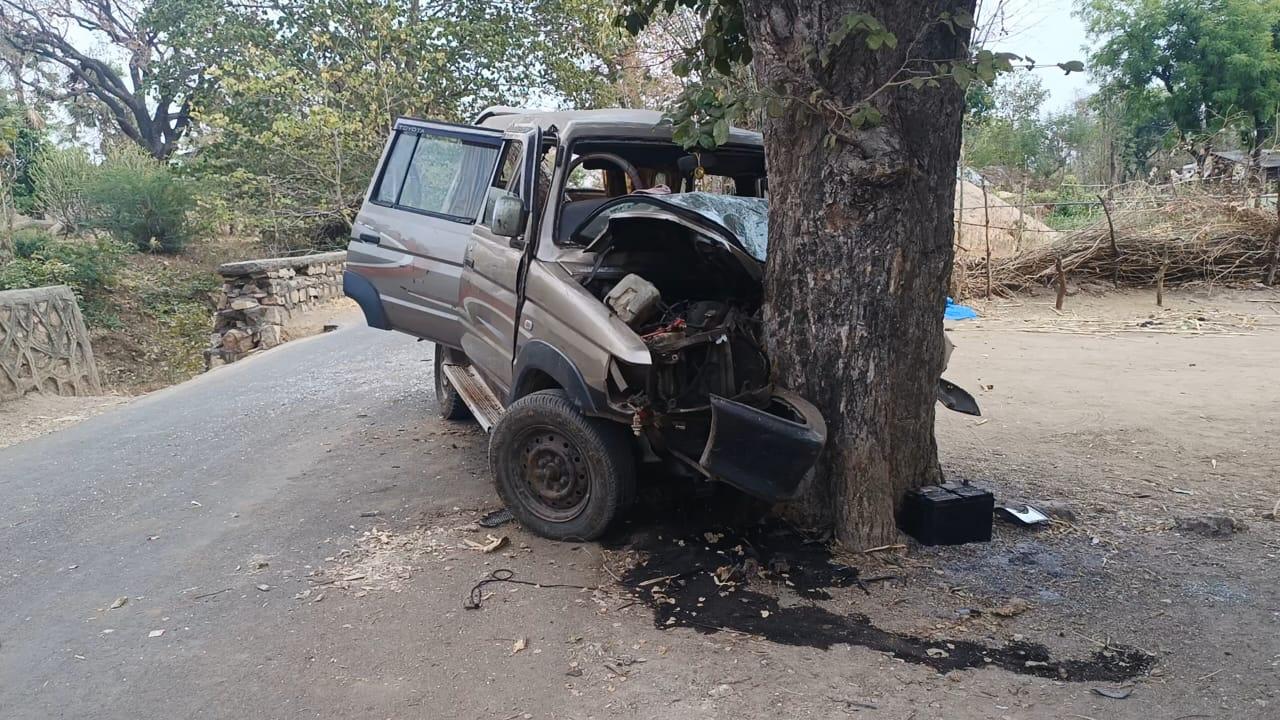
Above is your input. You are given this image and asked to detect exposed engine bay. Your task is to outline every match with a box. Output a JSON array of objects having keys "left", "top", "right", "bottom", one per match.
[
  {"left": 578, "top": 217, "right": 771, "bottom": 415},
  {"left": 568, "top": 212, "right": 832, "bottom": 498}
]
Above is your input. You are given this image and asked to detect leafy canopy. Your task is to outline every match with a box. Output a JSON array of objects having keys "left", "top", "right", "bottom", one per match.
[{"left": 1081, "top": 0, "right": 1280, "bottom": 144}]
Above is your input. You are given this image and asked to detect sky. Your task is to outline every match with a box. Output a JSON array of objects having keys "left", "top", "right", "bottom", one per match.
[{"left": 984, "top": 0, "right": 1097, "bottom": 114}]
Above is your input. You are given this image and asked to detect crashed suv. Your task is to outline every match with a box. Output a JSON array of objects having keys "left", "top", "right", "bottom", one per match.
[{"left": 345, "top": 108, "right": 978, "bottom": 540}]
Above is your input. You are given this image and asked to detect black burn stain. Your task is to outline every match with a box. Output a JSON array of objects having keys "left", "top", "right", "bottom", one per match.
[{"left": 612, "top": 523, "right": 1154, "bottom": 682}]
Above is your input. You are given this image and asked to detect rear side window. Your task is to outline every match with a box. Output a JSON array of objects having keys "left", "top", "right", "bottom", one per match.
[
  {"left": 372, "top": 130, "right": 501, "bottom": 223},
  {"left": 374, "top": 134, "right": 415, "bottom": 205}
]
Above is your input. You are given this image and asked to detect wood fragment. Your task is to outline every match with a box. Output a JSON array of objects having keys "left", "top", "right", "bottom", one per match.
[
  {"left": 1097, "top": 193, "right": 1120, "bottom": 288},
  {"left": 1054, "top": 256, "right": 1066, "bottom": 311}
]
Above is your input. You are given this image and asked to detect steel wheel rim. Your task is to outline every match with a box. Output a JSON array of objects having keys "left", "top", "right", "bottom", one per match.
[{"left": 510, "top": 424, "right": 590, "bottom": 522}]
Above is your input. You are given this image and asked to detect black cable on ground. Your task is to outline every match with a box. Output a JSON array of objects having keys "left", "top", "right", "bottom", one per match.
[{"left": 463, "top": 569, "right": 594, "bottom": 610}]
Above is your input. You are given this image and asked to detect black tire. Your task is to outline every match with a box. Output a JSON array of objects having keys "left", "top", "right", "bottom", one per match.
[
  {"left": 490, "top": 389, "right": 635, "bottom": 541},
  {"left": 434, "top": 345, "right": 472, "bottom": 421}
]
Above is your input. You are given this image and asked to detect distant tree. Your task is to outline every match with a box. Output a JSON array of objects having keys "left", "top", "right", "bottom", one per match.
[
  {"left": 1080, "top": 0, "right": 1280, "bottom": 169},
  {"left": 964, "top": 72, "right": 1051, "bottom": 177},
  {"left": 0, "top": 0, "right": 214, "bottom": 159},
  {"left": 190, "top": 0, "right": 621, "bottom": 243}
]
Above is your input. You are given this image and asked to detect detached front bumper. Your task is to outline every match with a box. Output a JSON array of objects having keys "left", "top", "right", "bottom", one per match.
[{"left": 655, "top": 390, "right": 827, "bottom": 503}]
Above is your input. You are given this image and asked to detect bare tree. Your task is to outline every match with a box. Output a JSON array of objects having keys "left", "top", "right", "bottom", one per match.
[{"left": 0, "top": 0, "right": 202, "bottom": 158}]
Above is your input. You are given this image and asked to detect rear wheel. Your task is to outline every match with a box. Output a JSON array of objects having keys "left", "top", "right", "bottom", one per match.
[
  {"left": 490, "top": 389, "right": 635, "bottom": 541},
  {"left": 433, "top": 345, "right": 472, "bottom": 421}
]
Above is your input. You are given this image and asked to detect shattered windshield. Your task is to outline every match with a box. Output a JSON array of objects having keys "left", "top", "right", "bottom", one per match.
[
  {"left": 572, "top": 192, "right": 769, "bottom": 262},
  {"left": 658, "top": 193, "right": 768, "bottom": 261}
]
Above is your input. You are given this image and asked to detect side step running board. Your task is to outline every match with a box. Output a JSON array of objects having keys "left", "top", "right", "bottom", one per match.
[{"left": 440, "top": 363, "right": 505, "bottom": 432}]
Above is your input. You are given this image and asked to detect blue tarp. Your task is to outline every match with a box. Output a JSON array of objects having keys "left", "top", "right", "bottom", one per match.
[{"left": 945, "top": 297, "right": 978, "bottom": 321}]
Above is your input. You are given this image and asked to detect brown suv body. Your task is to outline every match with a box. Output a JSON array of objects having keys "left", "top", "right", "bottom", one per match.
[{"left": 345, "top": 108, "right": 976, "bottom": 538}]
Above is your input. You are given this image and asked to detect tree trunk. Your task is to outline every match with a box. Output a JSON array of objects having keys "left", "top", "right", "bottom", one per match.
[{"left": 741, "top": 0, "right": 975, "bottom": 548}]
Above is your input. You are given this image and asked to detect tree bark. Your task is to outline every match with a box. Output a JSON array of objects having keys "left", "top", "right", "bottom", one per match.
[{"left": 741, "top": 0, "right": 975, "bottom": 548}]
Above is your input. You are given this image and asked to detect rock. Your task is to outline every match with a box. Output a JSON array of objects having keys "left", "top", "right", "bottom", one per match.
[
  {"left": 708, "top": 684, "right": 733, "bottom": 698},
  {"left": 1038, "top": 500, "right": 1077, "bottom": 522},
  {"left": 229, "top": 297, "right": 259, "bottom": 311},
  {"left": 221, "top": 328, "right": 250, "bottom": 353},
  {"left": 258, "top": 325, "right": 284, "bottom": 349},
  {"left": 1174, "top": 514, "right": 1246, "bottom": 538}
]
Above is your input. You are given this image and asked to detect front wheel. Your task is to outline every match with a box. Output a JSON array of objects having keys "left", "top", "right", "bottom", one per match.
[{"left": 490, "top": 390, "right": 635, "bottom": 541}]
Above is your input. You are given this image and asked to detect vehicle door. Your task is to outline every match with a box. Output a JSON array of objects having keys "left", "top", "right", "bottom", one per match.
[
  {"left": 347, "top": 118, "right": 503, "bottom": 348},
  {"left": 458, "top": 125, "right": 542, "bottom": 395}
]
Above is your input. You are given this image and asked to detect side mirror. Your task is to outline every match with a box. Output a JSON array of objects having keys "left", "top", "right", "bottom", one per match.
[{"left": 491, "top": 194, "right": 527, "bottom": 238}]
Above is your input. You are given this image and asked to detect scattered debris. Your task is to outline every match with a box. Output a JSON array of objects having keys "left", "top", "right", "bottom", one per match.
[
  {"left": 926, "top": 648, "right": 950, "bottom": 658},
  {"left": 478, "top": 508, "right": 515, "bottom": 529},
  {"left": 1092, "top": 687, "right": 1133, "bottom": 700},
  {"left": 148, "top": 629, "right": 165, "bottom": 638},
  {"left": 611, "top": 523, "right": 1154, "bottom": 681},
  {"left": 255, "top": 583, "right": 271, "bottom": 592},
  {"left": 109, "top": 596, "right": 128, "bottom": 610},
  {"left": 512, "top": 637, "right": 527, "bottom": 654},
  {"left": 1174, "top": 515, "right": 1247, "bottom": 538},
  {"left": 463, "top": 534, "right": 508, "bottom": 553},
  {"left": 359, "top": 510, "right": 381, "bottom": 518},
  {"left": 998, "top": 505, "right": 1051, "bottom": 526}
]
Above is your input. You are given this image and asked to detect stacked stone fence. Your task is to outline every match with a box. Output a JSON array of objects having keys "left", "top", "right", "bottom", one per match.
[
  {"left": 207, "top": 251, "right": 346, "bottom": 367},
  {"left": 0, "top": 285, "right": 101, "bottom": 402}
]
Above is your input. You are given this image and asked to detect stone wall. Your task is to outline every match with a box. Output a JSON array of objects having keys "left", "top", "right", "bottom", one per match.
[
  {"left": 0, "top": 285, "right": 101, "bottom": 401},
  {"left": 207, "top": 251, "right": 346, "bottom": 367}
]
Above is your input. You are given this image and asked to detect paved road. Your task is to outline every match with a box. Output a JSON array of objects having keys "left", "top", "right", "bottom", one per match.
[{"left": 0, "top": 323, "right": 497, "bottom": 719}]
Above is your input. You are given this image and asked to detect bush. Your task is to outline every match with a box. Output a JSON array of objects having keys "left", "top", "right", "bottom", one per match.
[
  {"left": 31, "top": 147, "right": 93, "bottom": 232},
  {"left": 11, "top": 226, "right": 52, "bottom": 258},
  {"left": 0, "top": 237, "right": 126, "bottom": 299},
  {"left": 84, "top": 147, "right": 195, "bottom": 253}
]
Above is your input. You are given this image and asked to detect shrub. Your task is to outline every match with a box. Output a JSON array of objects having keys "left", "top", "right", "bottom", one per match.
[
  {"left": 84, "top": 147, "right": 195, "bottom": 253},
  {"left": 31, "top": 147, "right": 93, "bottom": 232},
  {"left": 11, "top": 226, "right": 52, "bottom": 258},
  {"left": 0, "top": 237, "right": 126, "bottom": 299}
]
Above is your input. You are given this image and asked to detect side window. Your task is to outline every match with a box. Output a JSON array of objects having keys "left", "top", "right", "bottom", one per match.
[
  {"left": 374, "top": 132, "right": 416, "bottom": 205},
  {"left": 373, "top": 128, "right": 500, "bottom": 223},
  {"left": 480, "top": 140, "right": 524, "bottom": 227}
]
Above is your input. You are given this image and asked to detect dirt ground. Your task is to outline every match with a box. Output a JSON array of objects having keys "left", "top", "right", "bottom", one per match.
[
  {"left": 303, "top": 285, "right": 1280, "bottom": 720},
  {"left": 0, "top": 393, "right": 131, "bottom": 449}
]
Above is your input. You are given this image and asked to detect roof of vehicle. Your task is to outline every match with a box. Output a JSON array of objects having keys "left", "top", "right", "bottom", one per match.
[{"left": 474, "top": 106, "right": 764, "bottom": 147}]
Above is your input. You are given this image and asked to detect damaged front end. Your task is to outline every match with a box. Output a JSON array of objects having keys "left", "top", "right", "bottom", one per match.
[{"left": 573, "top": 195, "right": 827, "bottom": 501}]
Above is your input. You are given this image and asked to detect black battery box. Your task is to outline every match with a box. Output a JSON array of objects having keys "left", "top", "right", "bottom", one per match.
[{"left": 898, "top": 482, "right": 994, "bottom": 546}]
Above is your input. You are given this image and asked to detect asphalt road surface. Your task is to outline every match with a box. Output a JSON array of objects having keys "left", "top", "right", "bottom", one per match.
[{"left": 0, "top": 323, "right": 501, "bottom": 719}]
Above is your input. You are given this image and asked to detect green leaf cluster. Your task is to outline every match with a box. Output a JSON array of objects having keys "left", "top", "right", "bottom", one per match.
[{"left": 1082, "top": 0, "right": 1280, "bottom": 148}]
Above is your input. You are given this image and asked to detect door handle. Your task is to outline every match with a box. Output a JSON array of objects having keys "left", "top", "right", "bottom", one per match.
[
  {"left": 357, "top": 232, "right": 381, "bottom": 245},
  {"left": 462, "top": 255, "right": 475, "bottom": 269}
]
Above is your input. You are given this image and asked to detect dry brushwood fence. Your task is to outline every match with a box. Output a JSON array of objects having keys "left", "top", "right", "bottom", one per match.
[{"left": 954, "top": 193, "right": 1280, "bottom": 299}]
